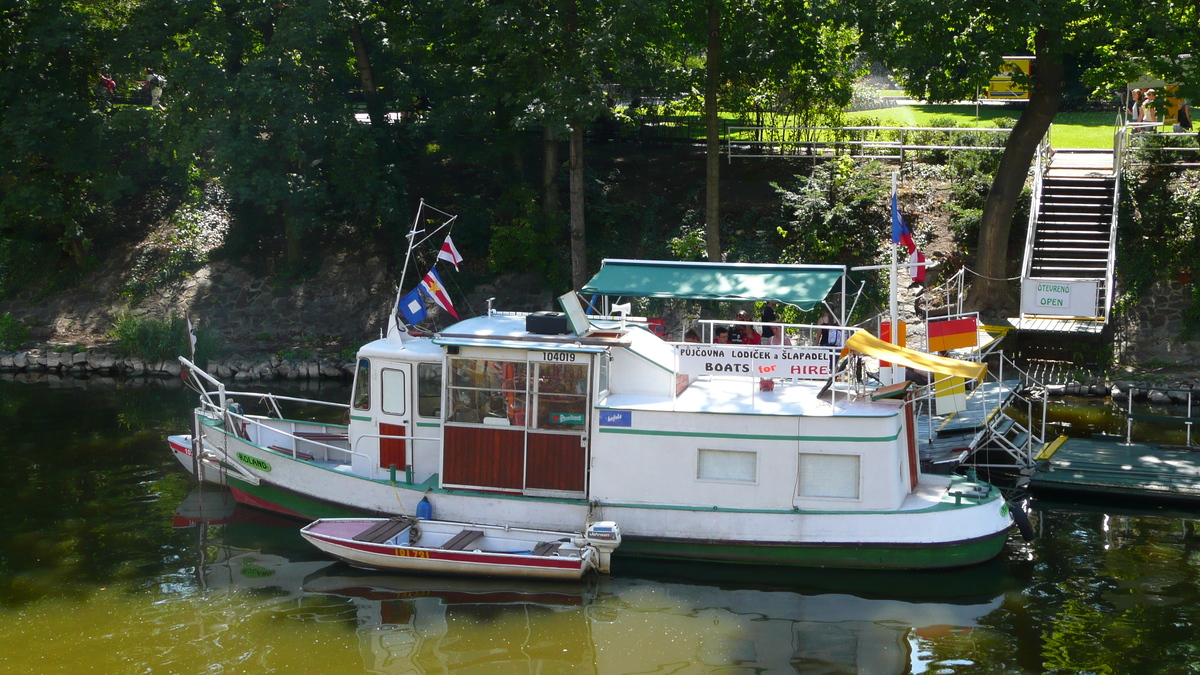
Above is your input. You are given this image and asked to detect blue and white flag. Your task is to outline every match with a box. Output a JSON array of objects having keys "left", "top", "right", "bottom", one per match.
[{"left": 398, "top": 287, "right": 429, "bottom": 325}]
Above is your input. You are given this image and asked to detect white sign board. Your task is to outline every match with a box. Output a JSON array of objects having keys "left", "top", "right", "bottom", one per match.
[
  {"left": 1020, "top": 279, "right": 1099, "bottom": 318},
  {"left": 675, "top": 345, "right": 836, "bottom": 380}
]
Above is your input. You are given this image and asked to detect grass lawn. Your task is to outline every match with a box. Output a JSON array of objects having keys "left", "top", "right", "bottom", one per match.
[{"left": 845, "top": 104, "right": 1119, "bottom": 150}]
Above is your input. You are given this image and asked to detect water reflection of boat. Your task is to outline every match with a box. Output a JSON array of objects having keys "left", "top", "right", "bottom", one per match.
[
  {"left": 299, "top": 565, "right": 1006, "bottom": 675},
  {"left": 174, "top": 489, "right": 1008, "bottom": 675}
]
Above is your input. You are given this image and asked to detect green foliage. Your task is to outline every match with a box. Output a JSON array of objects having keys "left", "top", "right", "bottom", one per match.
[
  {"left": 109, "top": 313, "right": 217, "bottom": 366},
  {"left": 1116, "top": 168, "right": 1200, "bottom": 337},
  {"left": 774, "top": 158, "right": 889, "bottom": 316},
  {"left": 487, "top": 185, "right": 568, "bottom": 285},
  {"left": 122, "top": 185, "right": 230, "bottom": 302},
  {"left": 0, "top": 238, "right": 56, "bottom": 300},
  {"left": 0, "top": 313, "right": 29, "bottom": 351}
]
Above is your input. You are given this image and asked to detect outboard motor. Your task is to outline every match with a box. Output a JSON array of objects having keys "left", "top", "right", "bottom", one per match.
[{"left": 575, "top": 521, "right": 622, "bottom": 573}]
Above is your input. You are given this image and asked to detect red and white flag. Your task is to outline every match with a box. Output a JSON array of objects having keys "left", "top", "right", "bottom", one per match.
[
  {"left": 910, "top": 249, "right": 926, "bottom": 282},
  {"left": 438, "top": 235, "right": 463, "bottom": 271},
  {"left": 892, "top": 193, "right": 926, "bottom": 283},
  {"left": 419, "top": 268, "right": 458, "bottom": 319}
]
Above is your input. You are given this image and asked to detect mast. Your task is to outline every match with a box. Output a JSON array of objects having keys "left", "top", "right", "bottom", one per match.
[{"left": 386, "top": 201, "right": 459, "bottom": 339}]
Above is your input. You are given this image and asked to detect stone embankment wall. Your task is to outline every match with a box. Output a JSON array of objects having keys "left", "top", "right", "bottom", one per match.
[
  {"left": 0, "top": 252, "right": 558, "bottom": 381},
  {"left": 0, "top": 253, "right": 394, "bottom": 344},
  {"left": 0, "top": 348, "right": 355, "bottom": 381},
  {"left": 1115, "top": 279, "right": 1200, "bottom": 366}
]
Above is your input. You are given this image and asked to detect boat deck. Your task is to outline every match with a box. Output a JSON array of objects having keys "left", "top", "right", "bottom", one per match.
[{"left": 1030, "top": 436, "right": 1200, "bottom": 503}]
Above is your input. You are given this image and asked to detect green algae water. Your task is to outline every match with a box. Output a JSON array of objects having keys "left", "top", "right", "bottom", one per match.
[{"left": 3, "top": 377, "right": 1200, "bottom": 674}]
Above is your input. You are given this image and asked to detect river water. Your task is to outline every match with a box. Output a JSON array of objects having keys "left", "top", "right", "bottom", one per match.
[{"left": 2, "top": 377, "right": 1199, "bottom": 674}]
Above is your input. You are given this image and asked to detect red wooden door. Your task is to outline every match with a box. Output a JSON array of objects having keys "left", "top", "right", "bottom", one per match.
[
  {"left": 525, "top": 432, "right": 586, "bottom": 492},
  {"left": 379, "top": 422, "right": 406, "bottom": 469}
]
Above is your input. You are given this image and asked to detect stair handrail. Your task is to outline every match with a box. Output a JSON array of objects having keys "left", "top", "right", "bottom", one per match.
[
  {"left": 1103, "top": 119, "right": 1128, "bottom": 322},
  {"left": 973, "top": 350, "right": 1047, "bottom": 468},
  {"left": 1019, "top": 131, "right": 1051, "bottom": 296}
]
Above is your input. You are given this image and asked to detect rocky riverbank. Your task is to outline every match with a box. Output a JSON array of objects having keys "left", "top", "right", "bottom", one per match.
[{"left": 0, "top": 347, "right": 353, "bottom": 381}]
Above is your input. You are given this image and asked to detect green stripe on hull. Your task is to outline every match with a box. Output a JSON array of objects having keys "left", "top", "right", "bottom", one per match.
[
  {"left": 617, "top": 530, "right": 1011, "bottom": 570},
  {"left": 227, "top": 476, "right": 375, "bottom": 520}
]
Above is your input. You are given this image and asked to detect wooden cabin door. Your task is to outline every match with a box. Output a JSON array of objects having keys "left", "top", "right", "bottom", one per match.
[
  {"left": 525, "top": 356, "right": 590, "bottom": 496},
  {"left": 378, "top": 364, "right": 412, "bottom": 472}
]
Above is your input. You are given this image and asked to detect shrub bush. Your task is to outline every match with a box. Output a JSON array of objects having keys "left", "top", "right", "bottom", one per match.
[
  {"left": 0, "top": 313, "right": 29, "bottom": 350},
  {"left": 109, "top": 313, "right": 218, "bottom": 367}
]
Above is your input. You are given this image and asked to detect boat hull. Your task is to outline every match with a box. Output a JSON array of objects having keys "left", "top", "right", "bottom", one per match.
[
  {"left": 194, "top": 417, "right": 1013, "bottom": 571},
  {"left": 222, "top": 473, "right": 1012, "bottom": 570}
]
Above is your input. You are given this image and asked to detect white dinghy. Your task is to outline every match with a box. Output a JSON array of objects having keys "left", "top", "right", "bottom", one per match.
[{"left": 301, "top": 518, "right": 621, "bottom": 580}]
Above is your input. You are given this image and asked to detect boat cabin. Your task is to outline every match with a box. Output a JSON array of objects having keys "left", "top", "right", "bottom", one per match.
[{"left": 345, "top": 260, "right": 976, "bottom": 515}]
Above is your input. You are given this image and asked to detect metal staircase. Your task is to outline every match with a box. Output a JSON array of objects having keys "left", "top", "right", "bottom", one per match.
[
  {"left": 1017, "top": 145, "right": 1120, "bottom": 332},
  {"left": 1027, "top": 175, "right": 1115, "bottom": 282}
]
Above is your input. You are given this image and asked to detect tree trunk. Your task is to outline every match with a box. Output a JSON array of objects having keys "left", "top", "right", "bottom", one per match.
[
  {"left": 542, "top": 126, "right": 559, "bottom": 217},
  {"left": 704, "top": 0, "right": 723, "bottom": 262},
  {"left": 349, "top": 20, "right": 386, "bottom": 128},
  {"left": 972, "top": 28, "right": 1064, "bottom": 312},
  {"left": 569, "top": 125, "right": 586, "bottom": 289}
]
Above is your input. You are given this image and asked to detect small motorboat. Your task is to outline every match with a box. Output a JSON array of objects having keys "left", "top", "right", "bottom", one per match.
[{"left": 300, "top": 517, "right": 621, "bottom": 580}]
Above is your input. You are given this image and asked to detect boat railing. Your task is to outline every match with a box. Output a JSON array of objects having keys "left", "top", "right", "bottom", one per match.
[
  {"left": 690, "top": 319, "right": 853, "bottom": 346},
  {"left": 353, "top": 433, "right": 442, "bottom": 482},
  {"left": 206, "top": 402, "right": 371, "bottom": 464},
  {"left": 181, "top": 355, "right": 349, "bottom": 412}
]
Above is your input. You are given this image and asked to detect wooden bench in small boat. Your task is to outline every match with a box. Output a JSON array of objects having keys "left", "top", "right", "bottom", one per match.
[
  {"left": 352, "top": 518, "right": 413, "bottom": 543},
  {"left": 441, "top": 529, "right": 484, "bottom": 551},
  {"left": 294, "top": 431, "right": 349, "bottom": 442},
  {"left": 268, "top": 445, "right": 315, "bottom": 461}
]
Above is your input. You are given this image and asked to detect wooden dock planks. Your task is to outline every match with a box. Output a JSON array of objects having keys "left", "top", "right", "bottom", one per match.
[{"left": 1030, "top": 436, "right": 1200, "bottom": 502}]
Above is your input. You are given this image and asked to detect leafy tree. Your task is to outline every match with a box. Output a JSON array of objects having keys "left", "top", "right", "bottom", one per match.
[
  {"left": 861, "top": 0, "right": 1199, "bottom": 312},
  {"left": 673, "top": 0, "right": 862, "bottom": 263},
  {"left": 0, "top": 0, "right": 178, "bottom": 274}
]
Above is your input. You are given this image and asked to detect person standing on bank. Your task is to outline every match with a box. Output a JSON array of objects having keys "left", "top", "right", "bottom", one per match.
[
  {"left": 144, "top": 68, "right": 165, "bottom": 110},
  {"left": 1142, "top": 89, "right": 1158, "bottom": 128}
]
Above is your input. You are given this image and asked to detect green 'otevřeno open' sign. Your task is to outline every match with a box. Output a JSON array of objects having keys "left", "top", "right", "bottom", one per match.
[
  {"left": 550, "top": 412, "right": 585, "bottom": 424},
  {"left": 237, "top": 452, "right": 272, "bottom": 472}
]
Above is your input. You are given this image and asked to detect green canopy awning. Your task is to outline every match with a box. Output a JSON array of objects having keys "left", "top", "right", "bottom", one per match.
[{"left": 581, "top": 259, "right": 845, "bottom": 310}]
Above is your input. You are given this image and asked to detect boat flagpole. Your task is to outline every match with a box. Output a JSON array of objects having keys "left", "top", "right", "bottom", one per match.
[
  {"left": 389, "top": 199, "right": 427, "bottom": 336},
  {"left": 885, "top": 172, "right": 900, "bottom": 385}
]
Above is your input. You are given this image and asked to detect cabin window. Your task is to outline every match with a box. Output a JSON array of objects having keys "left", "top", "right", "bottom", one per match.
[
  {"left": 352, "top": 358, "right": 371, "bottom": 410},
  {"left": 446, "top": 358, "right": 528, "bottom": 426},
  {"left": 534, "top": 362, "right": 588, "bottom": 430},
  {"left": 597, "top": 353, "right": 609, "bottom": 395},
  {"left": 417, "top": 363, "right": 442, "bottom": 418},
  {"left": 797, "top": 453, "right": 860, "bottom": 499},
  {"left": 381, "top": 368, "right": 406, "bottom": 415},
  {"left": 697, "top": 449, "right": 757, "bottom": 483}
]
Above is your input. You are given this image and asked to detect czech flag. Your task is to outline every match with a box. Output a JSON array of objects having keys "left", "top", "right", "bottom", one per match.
[
  {"left": 891, "top": 194, "right": 926, "bottom": 283},
  {"left": 420, "top": 268, "right": 459, "bottom": 319}
]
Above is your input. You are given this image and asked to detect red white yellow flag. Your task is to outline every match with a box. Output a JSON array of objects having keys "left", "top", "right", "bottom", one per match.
[{"left": 419, "top": 268, "right": 458, "bottom": 319}]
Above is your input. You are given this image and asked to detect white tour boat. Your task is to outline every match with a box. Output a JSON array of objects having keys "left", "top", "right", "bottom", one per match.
[{"left": 169, "top": 255, "right": 1014, "bottom": 570}]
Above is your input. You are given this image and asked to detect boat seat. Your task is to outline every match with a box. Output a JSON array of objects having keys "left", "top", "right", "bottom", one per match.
[
  {"left": 441, "top": 529, "right": 484, "bottom": 551},
  {"left": 531, "top": 541, "right": 562, "bottom": 556},
  {"left": 352, "top": 518, "right": 412, "bottom": 543},
  {"left": 268, "top": 445, "right": 314, "bottom": 461},
  {"left": 295, "top": 431, "right": 349, "bottom": 442}
]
